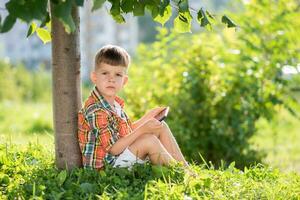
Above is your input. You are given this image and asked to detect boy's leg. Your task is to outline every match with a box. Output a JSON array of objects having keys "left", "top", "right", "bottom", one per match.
[
  {"left": 128, "top": 134, "right": 176, "bottom": 166},
  {"left": 153, "top": 122, "right": 189, "bottom": 166}
]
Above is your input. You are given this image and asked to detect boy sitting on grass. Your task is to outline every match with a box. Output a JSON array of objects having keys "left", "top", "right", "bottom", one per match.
[{"left": 78, "top": 45, "right": 189, "bottom": 170}]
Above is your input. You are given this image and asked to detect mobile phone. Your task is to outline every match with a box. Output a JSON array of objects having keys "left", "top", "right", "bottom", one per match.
[{"left": 154, "top": 107, "right": 169, "bottom": 122}]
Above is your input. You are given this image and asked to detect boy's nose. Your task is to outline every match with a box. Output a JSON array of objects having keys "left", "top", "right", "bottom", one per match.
[{"left": 108, "top": 76, "right": 115, "bottom": 82}]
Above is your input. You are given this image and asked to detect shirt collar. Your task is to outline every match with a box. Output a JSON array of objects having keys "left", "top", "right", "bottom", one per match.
[{"left": 91, "top": 86, "right": 125, "bottom": 110}]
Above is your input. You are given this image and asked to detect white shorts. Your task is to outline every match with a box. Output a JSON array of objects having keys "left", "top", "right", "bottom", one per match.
[{"left": 113, "top": 147, "right": 148, "bottom": 169}]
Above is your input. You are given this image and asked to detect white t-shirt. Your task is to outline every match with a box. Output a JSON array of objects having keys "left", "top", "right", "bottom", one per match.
[{"left": 114, "top": 101, "right": 122, "bottom": 118}]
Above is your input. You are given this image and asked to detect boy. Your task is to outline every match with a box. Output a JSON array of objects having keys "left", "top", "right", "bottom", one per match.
[{"left": 78, "top": 45, "right": 188, "bottom": 170}]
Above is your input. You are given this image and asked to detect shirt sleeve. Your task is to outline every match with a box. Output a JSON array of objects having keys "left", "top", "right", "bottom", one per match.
[
  {"left": 79, "top": 110, "right": 116, "bottom": 169},
  {"left": 78, "top": 110, "right": 96, "bottom": 169},
  {"left": 89, "top": 110, "right": 116, "bottom": 151}
]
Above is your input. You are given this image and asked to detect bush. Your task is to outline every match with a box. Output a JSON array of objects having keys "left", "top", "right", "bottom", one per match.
[
  {"left": 125, "top": 30, "right": 263, "bottom": 167},
  {"left": 0, "top": 60, "right": 19, "bottom": 101},
  {"left": 124, "top": 0, "right": 300, "bottom": 167},
  {"left": 0, "top": 61, "right": 51, "bottom": 102}
]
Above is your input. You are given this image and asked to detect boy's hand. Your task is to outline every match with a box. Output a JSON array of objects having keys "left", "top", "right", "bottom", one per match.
[
  {"left": 132, "top": 107, "right": 167, "bottom": 131},
  {"left": 143, "top": 107, "right": 166, "bottom": 121},
  {"left": 140, "top": 118, "right": 163, "bottom": 134}
]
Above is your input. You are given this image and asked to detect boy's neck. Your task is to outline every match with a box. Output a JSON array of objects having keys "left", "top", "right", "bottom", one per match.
[
  {"left": 95, "top": 86, "right": 115, "bottom": 106},
  {"left": 104, "top": 96, "right": 115, "bottom": 107}
]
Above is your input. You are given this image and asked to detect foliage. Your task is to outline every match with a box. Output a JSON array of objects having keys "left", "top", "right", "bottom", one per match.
[
  {"left": 0, "top": 143, "right": 299, "bottom": 199},
  {"left": 0, "top": 61, "right": 18, "bottom": 101},
  {"left": 123, "top": 0, "right": 300, "bottom": 167},
  {"left": 0, "top": 102, "right": 53, "bottom": 135},
  {"left": 0, "top": 0, "right": 236, "bottom": 42},
  {"left": 0, "top": 61, "right": 52, "bottom": 102},
  {"left": 1, "top": 98, "right": 300, "bottom": 172},
  {"left": 252, "top": 100, "right": 300, "bottom": 172}
]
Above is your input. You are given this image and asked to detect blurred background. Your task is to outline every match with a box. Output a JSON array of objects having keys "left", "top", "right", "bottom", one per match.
[{"left": 0, "top": 0, "right": 299, "bottom": 172}]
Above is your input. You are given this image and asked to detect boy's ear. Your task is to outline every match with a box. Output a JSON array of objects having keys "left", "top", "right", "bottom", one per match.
[
  {"left": 90, "top": 71, "right": 96, "bottom": 84},
  {"left": 123, "top": 75, "right": 128, "bottom": 86}
]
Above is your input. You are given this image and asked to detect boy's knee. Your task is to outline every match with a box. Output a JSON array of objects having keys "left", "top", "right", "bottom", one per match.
[
  {"left": 140, "top": 134, "right": 160, "bottom": 147},
  {"left": 138, "top": 133, "right": 154, "bottom": 141},
  {"left": 154, "top": 122, "right": 170, "bottom": 138},
  {"left": 161, "top": 121, "right": 170, "bottom": 130}
]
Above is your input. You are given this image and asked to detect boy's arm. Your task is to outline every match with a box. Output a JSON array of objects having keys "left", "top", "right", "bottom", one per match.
[
  {"left": 108, "top": 125, "right": 145, "bottom": 155},
  {"left": 131, "top": 116, "right": 147, "bottom": 130},
  {"left": 131, "top": 107, "right": 166, "bottom": 130},
  {"left": 109, "top": 118, "right": 163, "bottom": 155}
]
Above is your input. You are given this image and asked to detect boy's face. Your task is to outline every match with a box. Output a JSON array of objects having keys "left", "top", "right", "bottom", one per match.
[{"left": 91, "top": 62, "right": 128, "bottom": 99}]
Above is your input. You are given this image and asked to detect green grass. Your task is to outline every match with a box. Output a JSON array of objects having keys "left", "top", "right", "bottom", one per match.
[
  {"left": 0, "top": 144, "right": 299, "bottom": 199},
  {"left": 0, "top": 101, "right": 300, "bottom": 199},
  {"left": 1, "top": 100, "right": 300, "bottom": 173},
  {"left": 251, "top": 103, "right": 300, "bottom": 172},
  {"left": 0, "top": 101, "right": 54, "bottom": 148}
]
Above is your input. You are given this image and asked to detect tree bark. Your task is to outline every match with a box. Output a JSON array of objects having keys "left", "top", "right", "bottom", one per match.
[{"left": 50, "top": 5, "right": 82, "bottom": 169}]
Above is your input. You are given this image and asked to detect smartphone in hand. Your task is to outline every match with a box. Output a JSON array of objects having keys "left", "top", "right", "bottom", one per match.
[{"left": 154, "top": 107, "right": 169, "bottom": 122}]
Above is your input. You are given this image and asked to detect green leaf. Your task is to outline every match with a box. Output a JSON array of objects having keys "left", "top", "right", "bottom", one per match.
[
  {"left": 110, "top": 0, "right": 121, "bottom": 16},
  {"left": 174, "top": 12, "right": 192, "bottom": 33},
  {"left": 0, "top": 174, "right": 10, "bottom": 185},
  {"left": 57, "top": 170, "right": 67, "bottom": 186},
  {"left": 112, "top": 14, "right": 126, "bottom": 23},
  {"left": 221, "top": 15, "right": 237, "bottom": 28},
  {"left": 110, "top": 0, "right": 126, "bottom": 23},
  {"left": 159, "top": 0, "right": 170, "bottom": 16},
  {"left": 0, "top": 15, "right": 16, "bottom": 33},
  {"left": 99, "top": 170, "right": 106, "bottom": 177},
  {"left": 133, "top": 1, "right": 145, "bottom": 16},
  {"left": 52, "top": 192, "right": 65, "bottom": 200},
  {"left": 75, "top": 0, "right": 84, "bottom": 6},
  {"left": 227, "top": 161, "right": 236, "bottom": 172},
  {"left": 151, "top": 6, "right": 159, "bottom": 18},
  {"left": 283, "top": 103, "right": 298, "bottom": 118},
  {"left": 178, "top": 0, "right": 189, "bottom": 12},
  {"left": 27, "top": 22, "right": 38, "bottom": 38},
  {"left": 40, "top": 13, "right": 50, "bottom": 28},
  {"left": 5, "top": 0, "right": 48, "bottom": 22},
  {"left": 152, "top": 165, "right": 170, "bottom": 178},
  {"left": 145, "top": 4, "right": 159, "bottom": 19},
  {"left": 206, "top": 10, "right": 215, "bottom": 20},
  {"left": 197, "top": 8, "right": 211, "bottom": 27},
  {"left": 36, "top": 28, "right": 51, "bottom": 43},
  {"left": 80, "top": 183, "right": 95, "bottom": 193},
  {"left": 52, "top": 0, "right": 76, "bottom": 33},
  {"left": 92, "top": 0, "right": 106, "bottom": 11},
  {"left": 121, "top": 0, "right": 134, "bottom": 13},
  {"left": 154, "top": 4, "right": 172, "bottom": 26}
]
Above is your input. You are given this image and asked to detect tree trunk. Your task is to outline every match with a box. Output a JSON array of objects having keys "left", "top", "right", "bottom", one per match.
[{"left": 50, "top": 5, "right": 82, "bottom": 169}]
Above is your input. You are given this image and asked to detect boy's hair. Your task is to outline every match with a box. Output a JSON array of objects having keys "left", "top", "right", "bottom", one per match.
[{"left": 94, "top": 45, "right": 131, "bottom": 71}]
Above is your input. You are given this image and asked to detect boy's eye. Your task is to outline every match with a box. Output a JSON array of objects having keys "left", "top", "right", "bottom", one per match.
[
  {"left": 116, "top": 74, "right": 123, "bottom": 77},
  {"left": 102, "top": 72, "right": 107, "bottom": 75}
]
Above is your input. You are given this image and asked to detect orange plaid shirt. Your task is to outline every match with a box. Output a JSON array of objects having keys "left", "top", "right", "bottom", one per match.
[{"left": 78, "top": 86, "right": 132, "bottom": 170}]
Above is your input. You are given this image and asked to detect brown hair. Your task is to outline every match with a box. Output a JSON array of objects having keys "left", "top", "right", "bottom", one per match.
[{"left": 94, "top": 45, "right": 130, "bottom": 70}]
